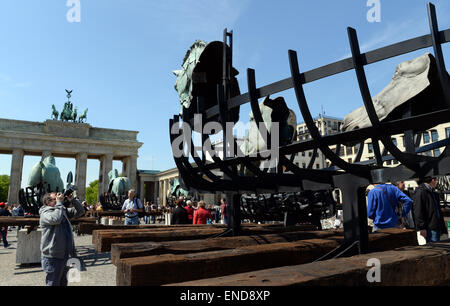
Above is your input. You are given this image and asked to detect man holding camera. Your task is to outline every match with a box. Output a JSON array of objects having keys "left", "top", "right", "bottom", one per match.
[{"left": 39, "top": 190, "right": 84, "bottom": 286}]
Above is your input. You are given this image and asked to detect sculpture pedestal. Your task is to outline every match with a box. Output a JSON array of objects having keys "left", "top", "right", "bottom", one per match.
[
  {"left": 16, "top": 229, "right": 42, "bottom": 265},
  {"left": 109, "top": 219, "right": 122, "bottom": 225},
  {"left": 165, "top": 213, "right": 172, "bottom": 225}
]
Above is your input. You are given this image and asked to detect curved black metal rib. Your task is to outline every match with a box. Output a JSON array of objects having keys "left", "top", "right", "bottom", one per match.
[
  {"left": 428, "top": 3, "right": 450, "bottom": 107},
  {"left": 307, "top": 148, "right": 318, "bottom": 169},
  {"left": 288, "top": 50, "right": 371, "bottom": 177},
  {"left": 347, "top": 27, "right": 432, "bottom": 173},
  {"left": 170, "top": 116, "right": 228, "bottom": 192}
]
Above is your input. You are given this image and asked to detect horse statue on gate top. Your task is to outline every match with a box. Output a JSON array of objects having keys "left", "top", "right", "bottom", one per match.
[
  {"left": 51, "top": 104, "right": 59, "bottom": 120},
  {"left": 78, "top": 108, "right": 88, "bottom": 123}
]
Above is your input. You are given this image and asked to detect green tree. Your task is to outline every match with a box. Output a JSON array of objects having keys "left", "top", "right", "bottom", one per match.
[
  {"left": 85, "top": 180, "right": 98, "bottom": 205},
  {"left": 0, "top": 175, "right": 10, "bottom": 202}
]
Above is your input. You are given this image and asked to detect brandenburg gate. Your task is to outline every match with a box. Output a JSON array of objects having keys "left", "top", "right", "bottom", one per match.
[{"left": 0, "top": 118, "right": 143, "bottom": 204}]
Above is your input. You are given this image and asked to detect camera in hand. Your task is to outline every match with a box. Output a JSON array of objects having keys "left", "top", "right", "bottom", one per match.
[{"left": 63, "top": 188, "right": 74, "bottom": 207}]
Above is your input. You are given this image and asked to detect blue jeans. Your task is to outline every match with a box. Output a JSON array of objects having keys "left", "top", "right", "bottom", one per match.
[
  {"left": 41, "top": 257, "right": 70, "bottom": 286},
  {"left": 124, "top": 216, "right": 139, "bottom": 225},
  {"left": 426, "top": 230, "right": 441, "bottom": 243}
]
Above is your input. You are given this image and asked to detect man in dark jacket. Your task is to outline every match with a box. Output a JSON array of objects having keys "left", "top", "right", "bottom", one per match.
[
  {"left": 171, "top": 200, "right": 189, "bottom": 224},
  {"left": 413, "top": 177, "right": 446, "bottom": 243},
  {"left": 0, "top": 202, "right": 11, "bottom": 248}
]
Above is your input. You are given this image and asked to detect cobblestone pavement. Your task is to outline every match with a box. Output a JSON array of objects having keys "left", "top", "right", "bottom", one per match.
[{"left": 0, "top": 228, "right": 116, "bottom": 286}]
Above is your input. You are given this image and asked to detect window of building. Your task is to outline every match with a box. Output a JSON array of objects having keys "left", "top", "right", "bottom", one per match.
[
  {"left": 346, "top": 146, "right": 353, "bottom": 155},
  {"left": 308, "top": 151, "right": 312, "bottom": 157},
  {"left": 348, "top": 158, "right": 352, "bottom": 163},
  {"left": 433, "top": 148, "right": 440, "bottom": 157},
  {"left": 368, "top": 143, "right": 373, "bottom": 154},
  {"left": 301, "top": 152, "right": 305, "bottom": 157},
  {"left": 316, "top": 164, "right": 320, "bottom": 169},
  {"left": 393, "top": 159, "right": 399, "bottom": 165},
  {"left": 339, "top": 146, "right": 345, "bottom": 156},
  {"left": 426, "top": 150, "right": 433, "bottom": 157},
  {"left": 431, "top": 130, "right": 439, "bottom": 142},
  {"left": 392, "top": 138, "right": 398, "bottom": 147},
  {"left": 386, "top": 160, "right": 392, "bottom": 166},
  {"left": 302, "top": 163, "right": 306, "bottom": 169},
  {"left": 446, "top": 127, "right": 450, "bottom": 138},
  {"left": 423, "top": 132, "right": 430, "bottom": 144}
]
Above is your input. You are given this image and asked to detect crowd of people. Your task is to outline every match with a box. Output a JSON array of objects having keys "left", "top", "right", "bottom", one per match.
[
  {"left": 367, "top": 176, "right": 448, "bottom": 243},
  {"left": 169, "top": 197, "right": 228, "bottom": 225}
]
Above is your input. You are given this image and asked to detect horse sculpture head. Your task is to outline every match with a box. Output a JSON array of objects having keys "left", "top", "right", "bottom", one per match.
[
  {"left": 27, "top": 156, "right": 64, "bottom": 192},
  {"left": 173, "top": 39, "right": 241, "bottom": 133}
]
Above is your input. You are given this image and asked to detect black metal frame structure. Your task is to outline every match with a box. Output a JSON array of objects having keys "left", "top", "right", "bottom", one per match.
[{"left": 170, "top": 3, "right": 450, "bottom": 258}]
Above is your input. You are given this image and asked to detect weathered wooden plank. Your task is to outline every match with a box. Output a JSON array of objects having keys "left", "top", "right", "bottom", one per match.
[
  {"left": 111, "top": 230, "right": 342, "bottom": 266},
  {"left": 116, "top": 228, "right": 417, "bottom": 286},
  {"left": 169, "top": 239, "right": 450, "bottom": 286},
  {"left": 78, "top": 222, "right": 224, "bottom": 235},
  {"left": 0, "top": 216, "right": 96, "bottom": 227},
  {"left": 95, "top": 224, "right": 318, "bottom": 252}
]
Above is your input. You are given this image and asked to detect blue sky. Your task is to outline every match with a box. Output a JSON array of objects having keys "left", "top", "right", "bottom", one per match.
[{"left": 0, "top": 0, "right": 449, "bottom": 188}]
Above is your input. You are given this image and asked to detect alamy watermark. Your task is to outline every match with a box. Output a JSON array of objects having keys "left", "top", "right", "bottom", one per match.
[
  {"left": 366, "top": 258, "right": 381, "bottom": 283},
  {"left": 66, "top": 0, "right": 81, "bottom": 23},
  {"left": 66, "top": 258, "right": 81, "bottom": 283},
  {"left": 367, "top": 0, "right": 381, "bottom": 23},
  {"left": 171, "top": 114, "right": 280, "bottom": 166}
]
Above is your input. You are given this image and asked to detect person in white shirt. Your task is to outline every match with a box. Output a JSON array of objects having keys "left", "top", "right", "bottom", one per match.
[{"left": 121, "top": 189, "right": 143, "bottom": 225}]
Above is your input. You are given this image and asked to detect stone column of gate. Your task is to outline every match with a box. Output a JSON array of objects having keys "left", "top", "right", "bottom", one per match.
[
  {"left": 153, "top": 181, "right": 158, "bottom": 204},
  {"left": 98, "top": 154, "right": 113, "bottom": 198},
  {"left": 75, "top": 153, "right": 88, "bottom": 201},
  {"left": 163, "top": 179, "right": 168, "bottom": 207},
  {"left": 139, "top": 179, "right": 145, "bottom": 203},
  {"left": 8, "top": 149, "right": 24, "bottom": 205},
  {"left": 129, "top": 155, "right": 138, "bottom": 190}
]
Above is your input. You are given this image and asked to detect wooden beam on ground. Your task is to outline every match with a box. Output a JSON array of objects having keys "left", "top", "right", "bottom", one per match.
[
  {"left": 111, "top": 230, "right": 343, "bottom": 266},
  {"left": 116, "top": 228, "right": 417, "bottom": 286},
  {"left": 78, "top": 223, "right": 225, "bottom": 235},
  {"left": 94, "top": 224, "right": 318, "bottom": 253},
  {"left": 0, "top": 216, "right": 96, "bottom": 227},
  {"left": 169, "top": 239, "right": 450, "bottom": 286}
]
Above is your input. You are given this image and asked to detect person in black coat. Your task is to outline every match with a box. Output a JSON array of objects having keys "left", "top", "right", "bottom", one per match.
[
  {"left": 171, "top": 199, "right": 189, "bottom": 225},
  {"left": 413, "top": 177, "right": 447, "bottom": 243},
  {"left": 0, "top": 202, "right": 11, "bottom": 248}
]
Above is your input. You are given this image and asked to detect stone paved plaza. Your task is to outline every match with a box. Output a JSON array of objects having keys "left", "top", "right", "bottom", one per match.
[{"left": 0, "top": 228, "right": 116, "bottom": 286}]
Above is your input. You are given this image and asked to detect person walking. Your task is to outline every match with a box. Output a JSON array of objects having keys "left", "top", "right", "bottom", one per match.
[
  {"left": 39, "top": 191, "right": 85, "bottom": 286},
  {"left": 171, "top": 200, "right": 189, "bottom": 224},
  {"left": 184, "top": 200, "right": 194, "bottom": 224},
  {"left": 367, "top": 183, "right": 412, "bottom": 232},
  {"left": 393, "top": 181, "right": 415, "bottom": 229},
  {"left": 0, "top": 202, "right": 11, "bottom": 248},
  {"left": 220, "top": 198, "right": 228, "bottom": 225},
  {"left": 193, "top": 201, "right": 213, "bottom": 225},
  {"left": 413, "top": 176, "right": 447, "bottom": 243},
  {"left": 121, "top": 189, "right": 144, "bottom": 225}
]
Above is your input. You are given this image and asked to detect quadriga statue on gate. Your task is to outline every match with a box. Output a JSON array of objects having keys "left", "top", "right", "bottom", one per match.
[{"left": 27, "top": 156, "right": 64, "bottom": 193}]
